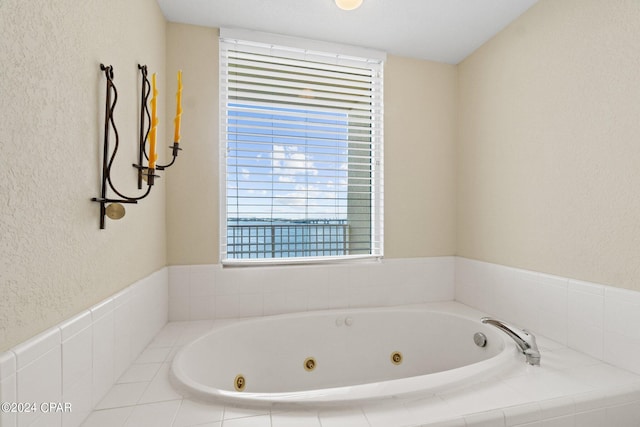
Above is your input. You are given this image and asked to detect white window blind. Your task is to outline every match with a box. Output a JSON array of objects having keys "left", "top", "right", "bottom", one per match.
[{"left": 220, "top": 30, "right": 384, "bottom": 264}]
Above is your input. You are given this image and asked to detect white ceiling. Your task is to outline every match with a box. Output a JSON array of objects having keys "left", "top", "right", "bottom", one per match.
[{"left": 156, "top": 0, "right": 538, "bottom": 64}]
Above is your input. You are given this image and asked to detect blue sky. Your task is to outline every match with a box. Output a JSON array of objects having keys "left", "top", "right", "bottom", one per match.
[{"left": 226, "top": 103, "right": 350, "bottom": 221}]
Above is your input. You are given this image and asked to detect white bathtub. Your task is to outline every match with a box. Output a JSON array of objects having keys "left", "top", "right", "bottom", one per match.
[{"left": 170, "top": 306, "right": 521, "bottom": 407}]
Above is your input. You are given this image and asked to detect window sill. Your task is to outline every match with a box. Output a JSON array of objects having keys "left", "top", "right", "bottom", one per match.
[{"left": 220, "top": 254, "right": 382, "bottom": 268}]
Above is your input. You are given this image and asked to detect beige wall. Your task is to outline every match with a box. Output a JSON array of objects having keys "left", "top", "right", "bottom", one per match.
[
  {"left": 9, "top": 0, "right": 638, "bottom": 352},
  {"left": 0, "top": 0, "right": 167, "bottom": 352},
  {"left": 166, "top": 24, "right": 220, "bottom": 265},
  {"left": 165, "top": 23, "right": 458, "bottom": 264},
  {"left": 384, "top": 56, "right": 457, "bottom": 257},
  {"left": 457, "top": 0, "right": 640, "bottom": 290}
]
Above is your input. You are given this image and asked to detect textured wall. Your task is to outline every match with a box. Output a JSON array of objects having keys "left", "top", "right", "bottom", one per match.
[
  {"left": 384, "top": 56, "right": 457, "bottom": 257},
  {"left": 0, "top": 0, "right": 167, "bottom": 351},
  {"left": 166, "top": 24, "right": 220, "bottom": 265},
  {"left": 457, "top": 0, "right": 640, "bottom": 290},
  {"left": 165, "top": 23, "right": 458, "bottom": 264}
]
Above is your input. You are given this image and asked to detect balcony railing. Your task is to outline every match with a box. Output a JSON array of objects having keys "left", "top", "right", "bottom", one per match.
[{"left": 227, "top": 220, "right": 348, "bottom": 259}]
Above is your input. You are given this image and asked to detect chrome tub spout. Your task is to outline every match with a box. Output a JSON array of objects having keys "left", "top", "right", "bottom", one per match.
[{"left": 481, "top": 317, "right": 541, "bottom": 366}]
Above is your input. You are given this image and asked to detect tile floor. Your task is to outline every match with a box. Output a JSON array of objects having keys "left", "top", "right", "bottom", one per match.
[{"left": 80, "top": 311, "right": 640, "bottom": 427}]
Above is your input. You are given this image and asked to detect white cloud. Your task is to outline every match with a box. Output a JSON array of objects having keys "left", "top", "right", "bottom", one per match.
[{"left": 272, "top": 145, "right": 318, "bottom": 179}]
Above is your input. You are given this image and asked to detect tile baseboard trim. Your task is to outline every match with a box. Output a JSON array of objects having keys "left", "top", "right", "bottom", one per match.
[
  {"left": 0, "top": 267, "right": 168, "bottom": 427},
  {"left": 455, "top": 257, "right": 640, "bottom": 376},
  {"left": 167, "top": 256, "right": 456, "bottom": 321}
]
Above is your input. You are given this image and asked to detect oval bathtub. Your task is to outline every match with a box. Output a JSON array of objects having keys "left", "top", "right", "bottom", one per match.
[{"left": 170, "top": 305, "right": 520, "bottom": 406}]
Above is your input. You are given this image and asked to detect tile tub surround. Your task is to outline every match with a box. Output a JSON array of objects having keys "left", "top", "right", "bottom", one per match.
[
  {"left": 168, "top": 257, "right": 456, "bottom": 321},
  {"left": 80, "top": 302, "right": 640, "bottom": 427},
  {"left": 5, "top": 256, "right": 640, "bottom": 426},
  {"left": 0, "top": 268, "right": 168, "bottom": 427},
  {"left": 455, "top": 257, "right": 640, "bottom": 377},
  {"left": 170, "top": 255, "right": 640, "bottom": 376}
]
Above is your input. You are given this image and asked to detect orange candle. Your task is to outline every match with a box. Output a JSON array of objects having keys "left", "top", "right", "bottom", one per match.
[
  {"left": 173, "top": 70, "right": 182, "bottom": 143},
  {"left": 149, "top": 73, "right": 158, "bottom": 169}
]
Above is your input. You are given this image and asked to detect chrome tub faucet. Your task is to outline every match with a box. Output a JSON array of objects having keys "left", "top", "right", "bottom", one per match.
[{"left": 481, "top": 317, "right": 541, "bottom": 366}]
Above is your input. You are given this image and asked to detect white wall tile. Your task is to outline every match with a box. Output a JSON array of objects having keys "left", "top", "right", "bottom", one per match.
[
  {"left": 3, "top": 268, "right": 167, "bottom": 427},
  {"left": 262, "top": 291, "right": 288, "bottom": 316},
  {"left": 464, "top": 409, "right": 505, "bottom": 427},
  {"left": 567, "top": 280, "right": 604, "bottom": 360},
  {"left": 62, "top": 377, "right": 93, "bottom": 427},
  {"left": 271, "top": 411, "right": 322, "bottom": 427},
  {"left": 603, "top": 287, "right": 640, "bottom": 375},
  {"left": 16, "top": 346, "right": 62, "bottom": 427},
  {"left": 490, "top": 265, "right": 520, "bottom": 324},
  {"left": 540, "top": 414, "right": 574, "bottom": 427},
  {"left": 284, "top": 291, "right": 309, "bottom": 312},
  {"left": 215, "top": 294, "right": 240, "bottom": 318},
  {"left": 92, "top": 311, "right": 115, "bottom": 407},
  {"left": 168, "top": 257, "right": 640, "bottom": 383},
  {"left": 424, "top": 257, "right": 456, "bottom": 302},
  {"left": 59, "top": 311, "right": 92, "bottom": 342},
  {"left": 572, "top": 389, "right": 609, "bottom": 413},
  {"left": 603, "top": 331, "right": 640, "bottom": 376},
  {"left": 169, "top": 294, "right": 190, "bottom": 321},
  {"left": 503, "top": 402, "right": 541, "bottom": 427},
  {"left": 573, "top": 409, "right": 606, "bottom": 427},
  {"left": 603, "top": 382, "right": 640, "bottom": 408},
  {"left": 0, "top": 351, "right": 16, "bottom": 381},
  {"left": 128, "top": 268, "right": 169, "bottom": 358},
  {"left": 535, "top": 274, "right": 568, "bottom": 346},
  {"left": 0, "top": 373, "right": 17, "bottom": 427},
  {"left": 306, "top": 285, "right": 330, "bottom": 311},
  {"left": 222, "top": 414, "right": 272, "bottom": 427},
  {"left": 114, "top": 298, "right": 134, "bottom": 380},
  {"left": 11, "top": 327, "right": 60, "bottom": 370},
  {"left": 605, "top": 401, "right": 640, "bottom": 426},
  {"left": 89, "top": 298, "right": 114, "bottom": 322},
  {"left": 62, "top": 324, "right": 92, "bottom": 394},
  {"left": 190, "top": 295, "right": 216, "bottom": 320},
  {"left": 189, "top": 264, "right": 216, "bottom": 297},
  {"left": 454, "top": 258, "right": 495, "bottom": 313},
  {"left": 169, "top": 265, "right": 190, "bottom": 298},
  {"left": 171, "top": 258, "right": 457, "bottom": 321},
  {"left": 423, "top": 419, "right": 467, "bottom": 427},
  {"left": 318, "top": 408, "right": 370, "bottom": 427},
  {"left": 538, "top": 397, "right": 574, "bottom": 420},
  {"left": 361, "top": 402, "right": 415, "bottom": 427},
  {"left": 238, "top": 293, "right": 265, "bottom": 317},
  {"left": 402, "top": 395, "right": 460, "bottom": 425},
  {"left": 327, "top": 276, "right": 350, "bottom": 310},
  {"left": 454, "top": 257, "right": 640, "bottom": 375},
  {"left": 604, "top": 288, "right": 640, "bottom": 341}
]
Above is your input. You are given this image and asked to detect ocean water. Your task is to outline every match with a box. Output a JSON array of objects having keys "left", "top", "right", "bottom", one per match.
[{"left": 226, "top": 218, "right": 348, "bottom": 259}]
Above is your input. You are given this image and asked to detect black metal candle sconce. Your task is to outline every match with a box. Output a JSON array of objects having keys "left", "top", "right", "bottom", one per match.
[
  {"left": 91, "top": 63, "right": 183, "bottom": 229},
  {"left": 133, "top": 65, "right": 182, "bottom": 188}
]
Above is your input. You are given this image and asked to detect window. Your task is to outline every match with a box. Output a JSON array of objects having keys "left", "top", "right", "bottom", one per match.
[{"left": 219, "top": 29, "right": 384, "bottom": 264}]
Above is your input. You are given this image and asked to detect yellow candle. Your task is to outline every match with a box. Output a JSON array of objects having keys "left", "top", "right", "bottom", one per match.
[
  {"left": 173, "top": 70, "right": 182, "bottom": 143},
  {"left": 149, "top": 73, "right": 158, "bottom": 169}
]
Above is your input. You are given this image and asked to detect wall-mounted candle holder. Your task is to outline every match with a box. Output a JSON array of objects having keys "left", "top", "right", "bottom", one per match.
[
  {"left": 132, "top": 65, "right": 183, "bottom": 188},
  {"left": 91, "top": 63, "right": 184, "bottom": 229}
]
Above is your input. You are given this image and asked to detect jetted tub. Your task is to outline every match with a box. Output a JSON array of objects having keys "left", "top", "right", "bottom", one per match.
[{"left": 170, "top": 305, "right": 520, "bottom": 406}]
